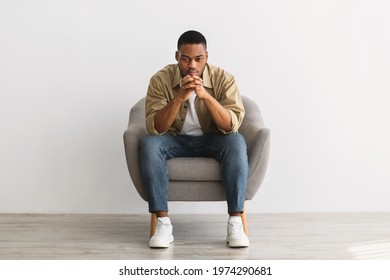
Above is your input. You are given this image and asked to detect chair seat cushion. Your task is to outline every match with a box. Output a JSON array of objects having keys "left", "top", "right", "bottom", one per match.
[{"left": 167, "top": 157, "right": 222, "bottom": 181}]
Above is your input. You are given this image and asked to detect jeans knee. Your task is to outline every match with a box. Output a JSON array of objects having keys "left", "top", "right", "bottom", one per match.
[
  {"left": 225, "top": 133, "right": 247, "bottom": 156},
  {"left": 140, "top": 135, "right": 162, "bottom": 158}
]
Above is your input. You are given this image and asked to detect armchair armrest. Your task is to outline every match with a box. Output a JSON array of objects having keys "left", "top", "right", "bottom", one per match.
[
  {"left": 239, "top": 96, "right": 270, "bottom": 199},
  {"left": 123, "top": 100, "right": 149, "bottom": 200}
]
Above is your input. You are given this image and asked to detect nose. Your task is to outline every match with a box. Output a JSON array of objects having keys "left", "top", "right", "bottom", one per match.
[{"left": 189, "top": 59, "right": 196, "bottom": 69}]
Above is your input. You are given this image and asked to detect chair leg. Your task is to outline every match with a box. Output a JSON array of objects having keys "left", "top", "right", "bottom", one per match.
[
  {"left": 150, "top": 213, "right": 157, "bottom": 238},
  {"left": 242, "top": 202, "right": 248, "bottom": 235}
]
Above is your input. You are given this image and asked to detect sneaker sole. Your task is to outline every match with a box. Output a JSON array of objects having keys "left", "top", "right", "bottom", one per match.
[
  {"left": 227, "top": 238, "right": 249, "bottom": 248},
  {"left": 149, "top": 235, "right": 174, "bottom": 248}
]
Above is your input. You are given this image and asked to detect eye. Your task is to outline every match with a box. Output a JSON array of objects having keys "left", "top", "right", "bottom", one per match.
[
  {"left": 195, "top": 57, "right": 204, "bottom": 62},
  {"left": 180, "top": 57, "right": 189, "bottom": 62}
]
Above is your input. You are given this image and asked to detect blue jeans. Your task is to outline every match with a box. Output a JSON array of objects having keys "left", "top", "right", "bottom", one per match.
[{"left": 139, "top": 132, "right": 248, "bottom": 214}]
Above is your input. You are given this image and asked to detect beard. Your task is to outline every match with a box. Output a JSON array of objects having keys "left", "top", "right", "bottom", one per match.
[{"left": 179, "top": 65, "right": 203, "bottom": 78}]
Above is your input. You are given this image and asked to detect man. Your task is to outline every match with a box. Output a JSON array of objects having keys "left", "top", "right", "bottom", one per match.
[{"left": 140, "top": 30, "right": 249, "bottom": 248}]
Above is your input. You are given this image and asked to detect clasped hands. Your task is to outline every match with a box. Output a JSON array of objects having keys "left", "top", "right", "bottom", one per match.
[{"left": 177, "top": 74, "right": 208, "bottom": 102}]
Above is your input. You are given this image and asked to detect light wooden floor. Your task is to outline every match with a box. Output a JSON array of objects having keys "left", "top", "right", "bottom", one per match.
[{"left": 0, "top": 213, "right": 389, "bottom": 260}]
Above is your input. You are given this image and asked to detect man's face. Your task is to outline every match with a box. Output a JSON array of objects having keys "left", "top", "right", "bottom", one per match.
[{"left": 175, "top": 44, "right": 208, "bottom": 78}]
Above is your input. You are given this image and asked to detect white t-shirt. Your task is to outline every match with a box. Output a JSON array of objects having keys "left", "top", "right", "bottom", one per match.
[{"left": 179, "top": 92, "right": 203, "bottom": 136}]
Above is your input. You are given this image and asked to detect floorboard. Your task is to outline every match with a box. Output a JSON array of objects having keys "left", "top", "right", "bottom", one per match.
[{"left": 0, "top": 213, "right": 389, "bottom": 260}]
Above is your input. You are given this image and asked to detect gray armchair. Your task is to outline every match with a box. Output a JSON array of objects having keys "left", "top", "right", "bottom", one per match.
[{"left": 123, "top": 96, "right": 270, "bottom": 236}]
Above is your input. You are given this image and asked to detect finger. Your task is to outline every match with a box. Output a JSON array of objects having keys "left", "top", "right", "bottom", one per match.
[
  {"left": 181, "top": 75, "right": 194, "bottom": 85},
  {"left": 193, "top": 80, "right": 203, "bottom": 86},
  {"left": 180, "top": 83, "right": 196, "bottom": 91},
  {"left": 192, "top": 74, "right": 202, "bottom": 79}
]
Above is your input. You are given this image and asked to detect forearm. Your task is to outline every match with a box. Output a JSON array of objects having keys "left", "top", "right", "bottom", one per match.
[
  {"left": 153, "top": 98, "right": 183, "bottom": 134},
  {"left": 154, "top": 78, "right": 196, "bottom": 133},
  {"left": 201, "top": 94, "right": 232, "bottom": 132}
]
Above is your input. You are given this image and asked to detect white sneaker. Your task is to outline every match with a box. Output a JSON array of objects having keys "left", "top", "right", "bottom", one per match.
[
  {"left": 149, "top": 217, "right": 174, "bottom": 248},
  {"left": 226, "top": 216, "right": 249, "bottom": 248}
]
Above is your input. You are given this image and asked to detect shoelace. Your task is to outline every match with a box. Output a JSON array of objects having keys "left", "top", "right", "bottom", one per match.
[
  {"left": 228, "top": 222, "right": 243, "bottom": 235},
  {"left": 154, "top": 221, "right": 171, "bottom": 236}
]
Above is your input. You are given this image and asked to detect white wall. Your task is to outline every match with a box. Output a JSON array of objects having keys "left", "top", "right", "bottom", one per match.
[{"left": 1, "top": 0, "right": 389, "bottom": 214}]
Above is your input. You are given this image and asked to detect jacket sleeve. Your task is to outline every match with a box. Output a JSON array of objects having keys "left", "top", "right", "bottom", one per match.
[
  {"left": 216, "top": 74, "right": 245, "bottom": 134},
  {"left": 145, "top": 75, "right": 170, "bottom": 135}
]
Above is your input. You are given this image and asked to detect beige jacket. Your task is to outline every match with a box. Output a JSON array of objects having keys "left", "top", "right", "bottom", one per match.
[{"left": 145, "top": 63, "right": 245, "bottom": 135}]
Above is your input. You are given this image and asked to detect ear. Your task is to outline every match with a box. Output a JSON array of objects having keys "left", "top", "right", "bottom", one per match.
[
  {"left": 175, "top": 51, "right": 179, "bottom": 61},
  {"left": 205, "top": 51, "right": 209, "bottom": 61}
]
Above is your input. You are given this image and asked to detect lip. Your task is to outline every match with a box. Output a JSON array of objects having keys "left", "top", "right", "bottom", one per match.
[{"left": 188, "top": 71, "right": 199, "bottom": 75}]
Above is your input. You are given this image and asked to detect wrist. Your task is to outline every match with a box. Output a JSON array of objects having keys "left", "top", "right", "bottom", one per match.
[
  {"left": 197, "top": 88, "right": 209, "bottom": 100},
  {"left": 172, "top": 96, "right": 185, "bottom": 105}
]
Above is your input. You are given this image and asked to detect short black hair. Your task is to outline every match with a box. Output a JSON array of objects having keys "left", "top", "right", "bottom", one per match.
[{"left": 177, "top": 30, "right": 207, "bottom": 50}]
